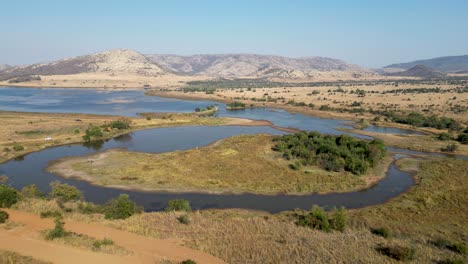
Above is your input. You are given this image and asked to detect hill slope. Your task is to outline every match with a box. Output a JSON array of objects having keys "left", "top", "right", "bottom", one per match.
[
  {"left": 147, "top": 54, "right": 370, "bottom": 78},
  {"left": 384, "top": 55, "right": 468, "bottom": 72},
  {"left": 386, "top": 64, "right": 447, "bottom": 78},
  {"left": 0, "top": 64, "right": 12, "bottom": 71},
  {"left": 0, "top": 49, "right": 168, "bottom": 81}
]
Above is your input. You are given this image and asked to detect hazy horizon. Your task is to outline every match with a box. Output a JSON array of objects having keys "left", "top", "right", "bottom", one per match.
[{"left": 2, "top": 0, "right": 468, "bottom": 68}]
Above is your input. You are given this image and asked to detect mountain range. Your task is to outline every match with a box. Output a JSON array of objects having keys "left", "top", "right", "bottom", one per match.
[
  {"left": 0, "top": 49, "right": 371, "bottom": 81},
  {"left": 1, "top": 49, "right": 467, "bottom": 83},
  {"left": 384, "top": 55, "right": 468, "bottom": 73}
]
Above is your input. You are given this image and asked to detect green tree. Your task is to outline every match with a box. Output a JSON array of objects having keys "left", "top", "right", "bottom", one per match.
[
  {"left": 102, "top": 194, "right": 141, "bottom": 220},
  {"left": 0, "top": 185, "right": 19, "bottom": 208},
  {"left": 48, "top": 182, "right": 83, "bottom": 202}
]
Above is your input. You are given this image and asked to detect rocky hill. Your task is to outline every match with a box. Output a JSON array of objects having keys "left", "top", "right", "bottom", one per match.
[
  {"left": 147, "top": 54, "right": 370, "bottom": 78},
  {"left": 0, "top": 49, "right": 168, "bottom": 81},
  {"left": 0, "top": 64, "right": 12, "bottom": 71},
  {"left": 384, "top": 55, "right": 468, "bottom": 73}
]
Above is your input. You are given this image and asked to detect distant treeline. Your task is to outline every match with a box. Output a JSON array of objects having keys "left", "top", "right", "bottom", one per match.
[
  {"left": 180, "top": 78, "right": 468, "bottom": 91},
  {"left": 372, "top": 111, "right": 463, "bottom": 131},
  {"left": 273, "top": 132, "right": 385, "bottom": 175}
]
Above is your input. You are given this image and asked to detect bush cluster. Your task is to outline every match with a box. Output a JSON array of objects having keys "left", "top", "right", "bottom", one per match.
[
  {"left": 433, "top": 238, "right": 467, "bottom": 254},
  {"left": 166, "top": 199, "right": 191, "bottom": 212},
  {"left": 102, "top": 194, "right": 142, "bottom": 220},
  {"left": 0, "top": 185, "right": 19, "bottom": 208},
  {"left": 376, "top": 245, "right": 416, "bottom": 261},
  {"left": 273, "top": 132, "right": 385, "bottom": 175},
  {"left": 92, "top": 238, "right": 114, "bottom": 250},
  {"left": 374, "top": 111, "right": 462, "bottom": 131},
  {"left": 296, "top": 206, "right": 348, "bottom": 232},
  {"left": 48, "top": 182, "right": 83, "bottom": 202},
  {"left": 82, "top": 125, "right": 104, "bottom": 141},
  {"left": 226, "top": 101, "right": 246, "bottom": 109},
  {"left": 371, "top": 227, "right": 392, "bottom": 238},
  {"left": 110, "top": 119, "right": 131, "bottom": 130},
  {"left": 0, "top": 210, "right": 9, "bottom": 223},
  {"left": 45, "top": 217, "right": 69, "bottom": 240}
]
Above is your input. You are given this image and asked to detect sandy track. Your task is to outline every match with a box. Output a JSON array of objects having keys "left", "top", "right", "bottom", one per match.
[{"left": 0, "top": 209, "right": 225, "bottom": 264}]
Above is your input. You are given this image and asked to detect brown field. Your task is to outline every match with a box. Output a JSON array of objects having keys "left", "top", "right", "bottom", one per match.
[
  {"left": 47, "top": 134, "right": 391, "bottom": 194},
  {"left": 9, "top": 157, "right": 467, "bottom": 264}
]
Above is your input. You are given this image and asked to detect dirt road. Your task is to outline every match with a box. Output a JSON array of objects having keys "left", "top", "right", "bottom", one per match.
[{"left": 0, "top": 209, "right": 225, "bottom": 264}]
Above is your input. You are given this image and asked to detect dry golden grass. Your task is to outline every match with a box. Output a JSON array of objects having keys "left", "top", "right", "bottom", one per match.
[
  {"left": 353, "top": 158, "right": 468, "bottom": 243},
  {"left": 41, "top": 232, "right": 132, "bottom": 256},
  {"left": 341, "top": 127, "right": 468, "bottom": 155},
  {"left": 13, "top": 157, "right": 467, "bottom": 263},
  {"left": 48, "top": 134, "right": 390, "bottom": 194},
  {"left": 0, "top": 111, "right": 238, "bottom": 163},
  {"left": 0, "top": 250, "right": 51, "bottom": 264}
]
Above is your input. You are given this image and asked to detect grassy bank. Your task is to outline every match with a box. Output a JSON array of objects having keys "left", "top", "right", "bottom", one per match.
[
  {"left": 341, "top": 127, "right": 468, "bottom": 156},
  {"left": 47, "top": 134, "right": 391, "bottom": 194},
  {"left": 0, "top": 111, "right": 252, "bottom": 163}
]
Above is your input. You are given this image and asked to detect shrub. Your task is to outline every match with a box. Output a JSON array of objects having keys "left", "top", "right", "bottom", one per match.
[
  {"left": 77, "top": 202, "right": 99, "bottom": 214},
  {"left": 166, "top": 199, "right": 191, "bottom": 212},
  {"left": 441, "top": 143, "right": 458, "bottom": 152},
  {"left": 457, "top": 133, "right": 468, "bottom": 144},
  {"left": 0, "top": 185, "right": 19, "bottom": 208},
  {"left": 83, "top": 125, "right": 103, "bottom": 141},
  {"left": 177, "top": 214, "right": 191, "bottom": 225},
  {"left": 49, "top": 182, "right": 83, "bottom": 202},
  {"left": 92, "top": 238, "right": 114, "bottom": 250},
  {"left": 371, "top": 227, "right": 392, "bottom": 238},
  {"left": 437, "top": 132, "right": 451, "bottom": 141},
  {"left": 20, "top": 184, "right": 45, "bottom": 199},
  {"left": 40, "top": 210, "right": 62, "bottom": 219},
  {"left": 0, "top": 210, "right": 9, "bottom": 223},
  {"left": 296, "top": 205, "right": 330, "bottom": 232},
  {"left": 447, "top": 242, "right": 467, "bottom": 254},
  {"left": 13, "top": 144, "right": 24, "bottom": 152},
  {"left": 329, "top": 207, "right": 348, "bottom": 232},
  {"left": 110, "top": 119, "right": 131, "bottom": 130},
  {"left": 289, "top": 161, "right": 302, "bottom": 170},
  {"left": 102, "top": 194, "right": 141, "bottom": 220},
  {"left": 376, "top": 245, "right": 416, "bottom": 261},
  {"left": 45, "top": 217, "right": 69, "bottom": 240},
  {"left": 180, "top": 260, "right": 197, "bottom": 264},
  {"left": 227, "top": 101, "right": 246, "bottom": 109},
  {"left": 433, "top": 238, "right": 467, "bottom": 254}
]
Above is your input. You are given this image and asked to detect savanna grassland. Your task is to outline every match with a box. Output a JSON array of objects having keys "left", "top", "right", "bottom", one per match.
[
  {"left": 4, "top": 157, "right": 466, "bottom": 264},
  {"left": 149, "top": 79, "right": 468, "bottom": 122}
]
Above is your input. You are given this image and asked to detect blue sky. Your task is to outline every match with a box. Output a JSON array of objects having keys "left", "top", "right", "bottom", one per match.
[{"left": 1, "top": 0, "right": 467, "bottom": 67}]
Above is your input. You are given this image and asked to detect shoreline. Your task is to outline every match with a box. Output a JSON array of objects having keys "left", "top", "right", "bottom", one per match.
[{"left": 0, "top": 112, "right": 284, "bottom": 165}]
